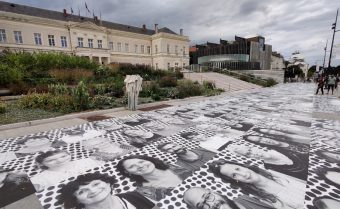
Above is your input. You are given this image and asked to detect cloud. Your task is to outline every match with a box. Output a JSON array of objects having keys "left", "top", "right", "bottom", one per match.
[{"left": 4, "top": 0, "right": 340, "bottom": 66}]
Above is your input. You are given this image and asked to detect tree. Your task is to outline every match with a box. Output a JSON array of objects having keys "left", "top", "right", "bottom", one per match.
[
  {"left": 308, "top": 65, "right": 316, "bottom": 78},
  {"left": 286, "top": 65, "right": 304, "bottom": 78}
]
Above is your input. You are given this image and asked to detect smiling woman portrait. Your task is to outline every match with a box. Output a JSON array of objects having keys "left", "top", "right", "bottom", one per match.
[
  {"left": 31, "top": 150, "right": 100, "bottom": 191},
  {"left": 59, "top": 173, "right": 154, "bottom": 209},
  {"left": 208, "top": 160, "right": 305, "bottom": 209},
  {"left": 116, "top": 155, "right": 190, "bottom": 201}
]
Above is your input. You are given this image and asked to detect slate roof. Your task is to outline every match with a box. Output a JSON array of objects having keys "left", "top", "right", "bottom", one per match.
[{"left": 0, "top": 1, "right": 178, "bottom": 36}]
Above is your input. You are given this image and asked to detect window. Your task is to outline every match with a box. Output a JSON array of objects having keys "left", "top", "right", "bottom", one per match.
[
  {"left": 135, "top": 44, "right": 138, "bottom": 53},
  {"left": 125, "top": 43, "right": 129, "bottom": 52},
  {"left": 147, "top": 46, "right": 151, "bottom": 54},
  {"left": 78, "top": 37, "right": 83, "bottom": 47},
  {"left": 141, "top": 45, "right": 144, "bottom": 53},
  {"left": 14, "top": 31, "right": 23, "bottom": 44},
  {"left": 109, "top": 42, "right": 113, "bottom": 50},
  {"left": 88, "top": 39, "right": 93, "bottom": 48},
  {"left": 168, "top": 63, "right": 170, "bottom": 70},
  {"left": 0, "top": 29, "right": 6, "bottom": 43},
  {"left": 183, "top": 63, "right": 185, "bottom": 67},
  {"left": 167, "top": 44, "right": 170, "bottom": 54},
  {"left": 48, "top": 35, "right": 55, "bottom": 46},
  {"left": 61, "top": 36, "right": 67, "bottom": 47},
  {"left": 34, "top": 33, "right": 42, "bottom": 45},
  {"left": 98, "top": 40, "right": 102, "bottom": 48},
  {"left": 183, "top": 46, "right": 186, "bottom": 55},
  {"left": 155, "top": 45, "right": 158, "bottom": 54},
  {"left": 155, "top": 63, "right": 158, "bottom": 69},
  {"left": 175, "top": 63, "right": 178, "bottom": 67},
  {"left": 117, "top": 42, "right": 121, "bottom": 52},
  {"left": 175, "top": 45, "right": 178, "bottom": 55}
]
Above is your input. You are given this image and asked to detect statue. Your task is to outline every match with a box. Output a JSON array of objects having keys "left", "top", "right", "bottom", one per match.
[{"left": 124, "top": 75, "right": 143, "bottom": 111}]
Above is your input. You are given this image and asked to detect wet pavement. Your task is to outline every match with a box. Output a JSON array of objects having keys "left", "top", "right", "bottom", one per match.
[{"left": 1, "top": 83, "right": 340, "bottom": 209}]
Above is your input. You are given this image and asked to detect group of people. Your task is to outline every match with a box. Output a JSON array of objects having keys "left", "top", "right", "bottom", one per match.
[{"left": 315, "top": 74, "right": 339, "bottom": 95}]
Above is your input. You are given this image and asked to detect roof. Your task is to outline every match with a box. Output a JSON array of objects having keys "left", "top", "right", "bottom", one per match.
[{"left": 0, "top": 1, "right": 178, "bottom": 36}]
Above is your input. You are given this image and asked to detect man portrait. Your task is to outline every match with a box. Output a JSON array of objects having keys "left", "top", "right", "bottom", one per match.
[
  {"left": 157, "top": 142, "right": 216, "bottom": 171},
  {"left": 227, "top": 142, "right": 308, "bottom": 180},
  {"left": 183, "top": 187, "right": 275, "bottom": 209}
]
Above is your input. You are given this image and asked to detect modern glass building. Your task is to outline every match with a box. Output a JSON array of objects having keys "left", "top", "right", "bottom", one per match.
[{"left": 190, "top": 36, "right": 272, "bottom": 70}]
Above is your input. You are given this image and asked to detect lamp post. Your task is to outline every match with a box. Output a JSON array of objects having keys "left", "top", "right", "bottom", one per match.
[
  {"left": 323, "top": 39, "right": 328, "bottom": 70},
  {"left": 327, "top": 9, "right": 339, "bottom": 72}
]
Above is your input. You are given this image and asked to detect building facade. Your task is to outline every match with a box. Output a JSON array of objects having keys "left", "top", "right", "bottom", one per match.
[
  {"left": 270, "top": 52, "right": 285, "bottom": 71},
  {"left": 190, "top": 36, "right": 272, "bottom": 70},
  {"left": 0, "top": 1, "right": 190, "bottom": 70},
  {"left": 289, "top": 51, "right": 309, "bottom": 77}
]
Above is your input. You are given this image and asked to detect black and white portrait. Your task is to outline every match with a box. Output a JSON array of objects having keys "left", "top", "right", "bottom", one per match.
[
  {"left": 0, "top": 168, "right": 36, "bottom": 207},
  {"left": 58, "top": 172, "right": 155, "bottom": 209}
]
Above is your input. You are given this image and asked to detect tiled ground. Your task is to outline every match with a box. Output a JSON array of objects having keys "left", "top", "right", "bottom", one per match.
[{"left": 1, "top": 83, "right": 340, "bottom": 209}]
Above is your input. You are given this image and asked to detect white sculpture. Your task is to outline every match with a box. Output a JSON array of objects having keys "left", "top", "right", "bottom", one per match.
[{"left": 124, "top": 75, "right": 143, "bottom": 110}]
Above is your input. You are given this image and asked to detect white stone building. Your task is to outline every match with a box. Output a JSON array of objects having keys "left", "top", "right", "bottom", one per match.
[
  {"left": 0, "top": 1, "right": 190, "bottom": 70},
  {"left": 289, "top": 51, "right": 309, "bottom": 77}
]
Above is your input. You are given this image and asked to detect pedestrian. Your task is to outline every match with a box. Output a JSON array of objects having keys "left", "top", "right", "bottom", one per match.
[
  {"left": 327, "top": 74, "right": 336, "bottom": 95},
  {"left": 315, "top": 75, "right": 324, "bottom": 95}
]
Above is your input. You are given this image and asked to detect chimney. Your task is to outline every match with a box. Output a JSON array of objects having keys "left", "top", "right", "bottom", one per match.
[
  {"left": 142, "top": 24, "right": 146, "bottom": 31},
  {"left": 154, "top": 24, "right": 158, "bottom": 34},
  {"left": 63, "top": 9, "right": 67, "bottom": 17},
  {"left": 180, "top": 29, "right": 183, "bottom": 36}
]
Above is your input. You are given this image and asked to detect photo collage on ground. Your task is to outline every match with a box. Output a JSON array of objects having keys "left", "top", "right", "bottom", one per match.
[{"left": 0, "top": 83, "right": 338, "bottom": 209}]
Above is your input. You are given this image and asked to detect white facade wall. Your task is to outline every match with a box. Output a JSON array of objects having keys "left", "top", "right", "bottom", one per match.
[
  {"left": 271, "top": 55, "right": 285, "bottom": 71},
  {"left": 0, "top": 11, "right": 189, "bottom": 69}
]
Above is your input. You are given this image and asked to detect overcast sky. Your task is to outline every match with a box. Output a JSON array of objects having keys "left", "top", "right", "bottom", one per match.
[{"left": 5, "top": 0, "right": 340, "bottom": 66}]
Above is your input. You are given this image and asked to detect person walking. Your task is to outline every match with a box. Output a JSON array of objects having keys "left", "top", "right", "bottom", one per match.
[
  {"left": 327, "top": 75, "right": 336, "bottom": 95},
  {"left": 315, "top": 75, "right": 324, "bottom": 95}
]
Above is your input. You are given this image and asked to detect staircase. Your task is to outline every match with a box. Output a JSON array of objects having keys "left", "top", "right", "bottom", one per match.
[{"left": 183, "top": 72, "right": 262, "bottom": 92}]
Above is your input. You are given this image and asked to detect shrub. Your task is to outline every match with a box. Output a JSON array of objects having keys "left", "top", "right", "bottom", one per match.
[
  {"left": 92, "top": 84, "right": 106, "bottom": 95},
  {"left": 91, "top": 95, "right": 116, "bottom": 109},
  {"left": 0, "top": 101, "right": 7, "bottom": 113},
  {"left": 203, "top": 81, "right": 216, "bottom": 90},
  {"left": 19, "top": 92, "right": 75, "bottom": 113},
  {"left": 175, "top": 70, "right": 184, "bottom": 79},
  {"left": 159, "top": 76, "right": 177, "bottom": 87},
  {"left": 139, "top": 81, "right": 160, "bottom": 97},
  {"left": 165, "top": 87, "right": 179, "bottom": 99},
  {"left": 9, "top": 81, "right": 30, "bottom": 95},
  {"left": 73, "top": 81, "right": 90, "bottom": 110},
  {"left": 48, "top": 83, "right": 69, "bottom": 95},
  {"left": 49, "top": 69, "right": 93, "bottom": 84},
  {"left": 105, "top": 76, "right": 125, "bottom": 97},
  {"left": 19, "top": 93, "right": 52, "bottom": 109},
  {"left": 265, "top": 78, "right": 278, "bottom": 87},
  {"left": 0, "top": 64, "right": 24, "bottom": 86},
  {"left": 176, "top": 80, "right": 203, "bottom": 98}
]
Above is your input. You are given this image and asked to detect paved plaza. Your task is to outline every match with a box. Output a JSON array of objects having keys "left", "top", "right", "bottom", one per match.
[{"left": 1, "top": 83, "right": 340, "bottom": 209}]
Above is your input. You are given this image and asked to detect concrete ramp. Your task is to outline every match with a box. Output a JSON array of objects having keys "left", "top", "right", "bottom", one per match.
[{"left": 183, "top": 72, "right": 262, "bottom": 91}]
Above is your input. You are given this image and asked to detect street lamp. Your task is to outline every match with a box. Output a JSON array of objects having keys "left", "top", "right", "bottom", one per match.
[{"left": 327, "top": 9, "right": 339, "bottom": 72}]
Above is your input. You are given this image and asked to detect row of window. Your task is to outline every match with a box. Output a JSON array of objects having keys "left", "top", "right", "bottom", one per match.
[
  {"left": 77, "top": 37, "right": 102, "bottom": 48},
  {"left": 107, "top": 42, "right": 152, "bottom": 54},
  {"left": 0, "top": 29, "right": 68, "bottom": 47},
  {"left": 166, "top": 44, "right": 186, "bottom": 55},
  {"left": 0, "top": 29, "right": 186, "bottom": 56}
]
